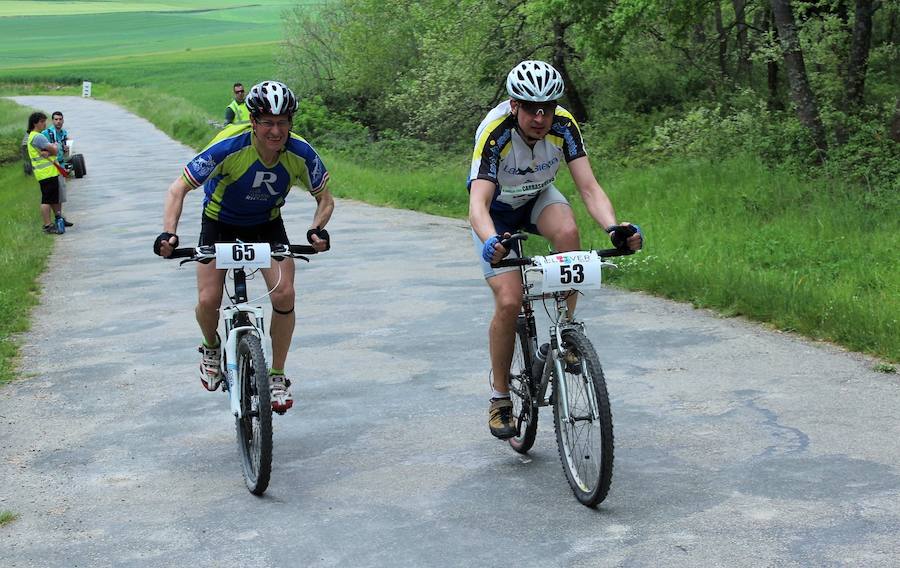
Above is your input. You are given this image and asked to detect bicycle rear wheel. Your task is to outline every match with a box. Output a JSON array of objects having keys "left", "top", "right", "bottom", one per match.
[
  {"left": 235, "top": 334, "right": 272, "bottom": 495},
  {"left": 552, "top": 329, "right": 613, "bottom": 507},
  {"left": 509, "top": 315, "right": 539, "bottom": 454}
]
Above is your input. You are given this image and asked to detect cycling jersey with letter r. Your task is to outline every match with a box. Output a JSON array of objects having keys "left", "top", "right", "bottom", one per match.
[{"left": 182, "top": 124, "right": 329, "bottom": 226}]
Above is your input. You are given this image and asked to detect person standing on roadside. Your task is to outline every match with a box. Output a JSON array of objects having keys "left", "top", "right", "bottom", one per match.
[
  {"left": 26, "top": 112, "right": 64, "bottom": 234},
  {"left": 41, "top": 111, "right": 74, "bottom": 228},
  {"left": 223, "top": 82, "right": 250, "bottom": 127}
]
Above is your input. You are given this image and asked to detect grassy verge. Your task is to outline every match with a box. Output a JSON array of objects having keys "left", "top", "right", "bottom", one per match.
[
  {"left": 590, "top": 159, "right": 899, "bottom": 362},
  {"left": 0, "top": 100, "right": 54, "bottom": 385},
  {"left": 0, "top": 510, "right": 17, "bottom": 526}
]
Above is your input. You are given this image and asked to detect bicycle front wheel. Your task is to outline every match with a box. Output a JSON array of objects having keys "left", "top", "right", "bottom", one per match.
[
  {"left": 552, "top": 329, "right": 613, "bottom": 507},
  {"left": 235, "top": 334, "right": 272, "bottom": 495},
  {"left": 509, "top": 315, "right": 539, "bottom": 454}
]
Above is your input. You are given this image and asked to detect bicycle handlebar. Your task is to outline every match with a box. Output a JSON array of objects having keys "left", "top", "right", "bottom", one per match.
[
  {"left": 491, "top": 233, "right": 635, "bottom": 268},
  {"left": 168, "top": 243, "right": 319, "bottom": 262}
]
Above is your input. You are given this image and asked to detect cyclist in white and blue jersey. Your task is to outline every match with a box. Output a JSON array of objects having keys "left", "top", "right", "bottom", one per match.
[
  {"left": 154, "top": 81, "right": 334, "bottom": 414},
  {"left": 468, "top": 61, "right": 643, "bottom": 439}
]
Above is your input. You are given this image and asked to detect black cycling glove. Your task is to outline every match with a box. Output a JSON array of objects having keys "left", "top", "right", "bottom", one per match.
[
  {"left": 153, "top": 232, "right": 179, "bottom": 257},
  {"left": 607, "top": 224, "right": 640, "bottom": 250},
  {"left": 306, "top": 227, "right": 331, "bottom": 251}
]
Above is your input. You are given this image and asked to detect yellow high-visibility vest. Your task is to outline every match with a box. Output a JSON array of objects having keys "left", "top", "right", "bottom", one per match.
[
  {"left": 27, "top": 131, "right": 58, "bottom": 181},
  {"left": 227, "top": 100, "right": 250, "bottom": 125}
]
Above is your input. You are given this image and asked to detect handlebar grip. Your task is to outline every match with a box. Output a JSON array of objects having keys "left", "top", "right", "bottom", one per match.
[
  {"left": 596, "top": 248, "right": 635, "bottom": 258},
  {"left": 169, "top": 247, "right": 197, "bottom": 259},
  {"left": 492, "top": 257, "right": 533, "bottom": 268},
  {"left": 499, "top": 233, "right": 528, "bottom": 250},
  {"left": 287, "top": 244, "right": 317, "bottom": 255}
]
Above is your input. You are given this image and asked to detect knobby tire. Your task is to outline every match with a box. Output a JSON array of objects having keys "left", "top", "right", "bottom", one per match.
[
  {"left": 236, "top": 334, "right": 272, "bottom": 495},
  {"left": 552, "top": 329, "right": 614, "bottom": 507},
  {"left": 509, "top": 315, "right": 539, "bottom": 454}
]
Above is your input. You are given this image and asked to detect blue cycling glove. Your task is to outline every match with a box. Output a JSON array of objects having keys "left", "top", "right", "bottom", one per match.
[{"left": 482, "top": 235, "right": 502, "bottom": 263}]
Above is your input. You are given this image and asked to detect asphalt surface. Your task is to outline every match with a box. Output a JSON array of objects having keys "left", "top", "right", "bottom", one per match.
[{"left": 2, "top": 96, "right": 898, "bottom": 567}]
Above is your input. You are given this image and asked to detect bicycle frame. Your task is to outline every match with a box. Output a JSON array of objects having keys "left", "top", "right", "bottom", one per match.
[
  {"left": 221, "top": 269, "right": 269, "bottom": 420},
  {"left": 508, "top": 240, "right": 621, "bottom": 424},
  {"left": 170, "top": 242, "right": 318, "bottom": 419},
  {"left": 518, "top": 269, "right": 585, "bottom": 423}
]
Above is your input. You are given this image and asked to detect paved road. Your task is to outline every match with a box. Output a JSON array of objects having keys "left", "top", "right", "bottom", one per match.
[{"left": 2, "top": 96, "right": 898, "bottom": 567}]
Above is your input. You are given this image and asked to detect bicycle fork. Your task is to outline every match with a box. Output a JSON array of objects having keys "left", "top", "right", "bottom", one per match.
[
  {"left": 222, "top": 304, "right": 268, "bottom": 419},
  {"left": 547, "top": 302, "right": 601, "bottom": 425}
]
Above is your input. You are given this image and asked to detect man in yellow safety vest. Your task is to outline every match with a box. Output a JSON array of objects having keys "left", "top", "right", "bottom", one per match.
[{"left": 224, "top": 82, "right": 250, "bottom": 127}]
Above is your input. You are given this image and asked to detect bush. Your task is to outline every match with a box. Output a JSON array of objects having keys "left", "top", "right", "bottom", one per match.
[{"left": 647, "top": 100, "right": 898, "bottom": 198}]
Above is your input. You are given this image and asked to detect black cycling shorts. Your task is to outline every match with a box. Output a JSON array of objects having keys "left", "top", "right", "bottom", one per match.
[
  {"left": 38, "top": 176, "right": 60, "bottom": 205},
  {"left": 198, "top": 215, "right": 289, "bottom": 247}
]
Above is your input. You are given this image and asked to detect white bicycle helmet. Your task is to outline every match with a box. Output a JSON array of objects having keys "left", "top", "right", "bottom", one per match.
[
  {"left": 506, "top": 60, "right": 565, "bottom": 102},
  {"left": 245, "top": 80, "right": 299, "bottom": 116}
]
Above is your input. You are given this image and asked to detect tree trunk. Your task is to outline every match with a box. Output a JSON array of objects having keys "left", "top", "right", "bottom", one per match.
[
  {"left": 552, "top": 19, "right": 588, "bottom": 122},
  {"left": 770, "top": 0, "right": 828, "bottom": 161},
  {"left": 890, "top": 98, "right": 900, "bottom": 143},
  {"left": 715, "top": 2, "right": 728, "bottom": 80},
  {"left": 732, "top": 0, "right": 751, "bottom": 82},
  {"left": 763, "top": 9, "right": 784, "bottom": 110},
  {"left": 844, "top": 0, "right": 875, "bottom": 112}
]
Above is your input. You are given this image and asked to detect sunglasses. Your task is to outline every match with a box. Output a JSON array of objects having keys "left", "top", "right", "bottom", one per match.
[
  {"left": 517, "top": 100, "right": 558, "bottom": 116},
  {"left": 234, "top": 90, "right": 245, "bottom": 94}
]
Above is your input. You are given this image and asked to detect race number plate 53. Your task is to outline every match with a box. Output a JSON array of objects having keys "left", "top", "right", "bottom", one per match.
[
  {"left": 214, "top": 242, "right": 272, "bottom": 269},
  {"left": 536, "top": 251, "right": 602, "bottom": 292}
]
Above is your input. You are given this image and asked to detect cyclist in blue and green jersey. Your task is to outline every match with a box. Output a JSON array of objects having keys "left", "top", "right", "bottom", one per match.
[
  {"left": 468, "top": 61, "right": 643, "bottom": 439},
  {"left": 154, "top": 81, "right": 334, "bottom": 414}
]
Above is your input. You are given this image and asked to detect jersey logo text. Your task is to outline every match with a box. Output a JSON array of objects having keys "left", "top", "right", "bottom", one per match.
[{"left": 252, "top": 171, "right": 280, "bottom": 195}]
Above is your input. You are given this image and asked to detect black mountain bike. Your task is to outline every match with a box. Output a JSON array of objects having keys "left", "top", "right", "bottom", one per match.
[{"left": 494, "top": 234, "right": 634, "bottom": 507}]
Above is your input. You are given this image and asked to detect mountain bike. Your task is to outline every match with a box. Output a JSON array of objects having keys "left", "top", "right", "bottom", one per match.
[
  {"left": 493, "top": 234, "right": 634, "bottom": 507},
  {"left": 170, "top": 242, "right": 317, "bottom": 495}
]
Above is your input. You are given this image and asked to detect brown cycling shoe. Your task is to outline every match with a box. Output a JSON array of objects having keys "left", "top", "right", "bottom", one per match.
[{"left": 488, "top": 398, "right": 517, "bottom": 439}]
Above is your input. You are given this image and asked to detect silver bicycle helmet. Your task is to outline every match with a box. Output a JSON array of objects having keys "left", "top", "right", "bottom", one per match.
[
  {"left": 245, "top": 80, "right": 299, "bottom": 116},
  {"left": 506, "top": 60, "right": 565, "bottom": 102}
]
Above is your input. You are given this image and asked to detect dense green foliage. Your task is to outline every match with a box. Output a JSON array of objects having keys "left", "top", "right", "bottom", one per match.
[
  {"left": 282, "top": 0, "right": 899, "bottom": 194},
  {"left": 0, "top": 100, "right": 55, "bottom": 384}
]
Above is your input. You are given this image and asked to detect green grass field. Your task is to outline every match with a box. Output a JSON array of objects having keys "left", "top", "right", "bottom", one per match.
[{"left": 0, "top": 0, "right": 316, "bottom": 116}]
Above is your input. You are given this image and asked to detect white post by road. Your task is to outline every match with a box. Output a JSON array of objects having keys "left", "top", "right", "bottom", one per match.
[{"left": 81, "top": 81, "right": 92, "bottom": 97}]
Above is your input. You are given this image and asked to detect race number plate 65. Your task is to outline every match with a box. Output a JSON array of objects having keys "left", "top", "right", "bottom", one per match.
[
  {"left": 536, "top": 251, "right": 602, "bottom": 292},
  {"left": 214, "top": 242, "right": 272, "bottom": 269}
]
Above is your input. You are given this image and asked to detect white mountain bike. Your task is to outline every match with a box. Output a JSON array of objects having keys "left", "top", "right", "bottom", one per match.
[
  {"left": 170, "top": 242, "right": 318, "bottom": 495},
  {"left": 493, "top": 233, "right": 634, "bottom": 507}
]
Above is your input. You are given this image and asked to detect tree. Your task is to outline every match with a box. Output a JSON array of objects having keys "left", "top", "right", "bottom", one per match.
[
  {"left": 770, "top": 0, "right": 828, "bottom": 160},
  {"left": 844, "top": 0, "right": 877, "bottom": 112}
]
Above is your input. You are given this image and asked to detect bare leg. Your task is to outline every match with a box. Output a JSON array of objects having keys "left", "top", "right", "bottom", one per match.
[
  {"left": 196, "top": 261, "right": 226, "bottom": 345},
  {"left": 486, "top": 270, "right": 524, "bottom": 394},
  {"left": 536, "top": 203, "right": 581, "bottom": 316},
  {"left": 262, "top": 257, "right": 296, "bottom": 370}
]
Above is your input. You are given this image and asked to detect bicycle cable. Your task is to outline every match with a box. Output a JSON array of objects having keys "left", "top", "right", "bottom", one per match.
[{"left": 222, "top": 262, "right": 282, "bottom": 307}]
